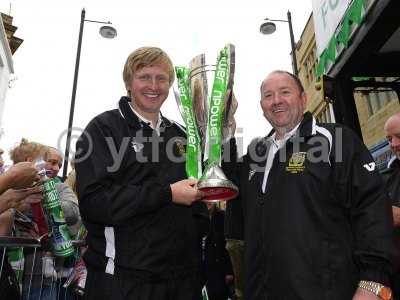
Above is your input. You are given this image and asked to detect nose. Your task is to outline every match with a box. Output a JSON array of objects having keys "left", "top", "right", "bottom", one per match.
[
  {"left": 270, "top": 93, "right": 283, "bottom": 105},
  {"left": 150, "top": 78, "right": 159, "bottom": 90}
]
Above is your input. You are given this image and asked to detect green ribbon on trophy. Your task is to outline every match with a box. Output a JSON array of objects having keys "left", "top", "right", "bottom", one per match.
[
  {"left": 175, "top": 66, "right": 202, "bottom": 179},
  {"left": 174, "top": 44, "right": 238, "bottom": 202},
  {"left": 207, "top": 46, "right": 230, "bottom": 167}
]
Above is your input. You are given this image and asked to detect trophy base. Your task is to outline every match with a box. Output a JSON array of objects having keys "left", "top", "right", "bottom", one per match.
[{"left": 198, "top": 179, "right": 238, "bottom": 202}]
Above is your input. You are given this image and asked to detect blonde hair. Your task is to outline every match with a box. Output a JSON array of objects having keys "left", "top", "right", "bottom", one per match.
[
  {"left": 9, "top": 138, "right": 48, "bottom": 163},
  {"left": 122, "top": 47, "right": 174, "bottom": 95}
]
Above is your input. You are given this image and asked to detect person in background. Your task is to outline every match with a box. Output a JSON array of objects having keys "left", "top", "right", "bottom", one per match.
[
  {"left": 8, "top": 140, "right": 80, "bottom": 299},
  {"left": 65, "top": 156, "right": 77, "bottom": 195},
  {"left": 44, "top": 146, "right": 82, "bottom": 299},
  {"left": 0, "top": 148, "right": 41, "bottom": 235},
  {"left": 224, "top": 196, "right": 244, "bottom": 300},
  {"left": 201, "top": 202, "right": 234, "bottom": 300},
  {"left": 8, "top": 139, "right": 56, "bottom": 300},
  {"left": 44, "top": 147, "right": 81, "bottom": 234},
  {"left": 383, "top": 113, "right": 400, "bottom": 300},
  {"left": 0, "top": 150, "right": 41, "bottom": 299}
]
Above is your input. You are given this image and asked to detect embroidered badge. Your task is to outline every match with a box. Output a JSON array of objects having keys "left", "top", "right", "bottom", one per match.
[
  {"left": 248, "top": 169, "right": 256, "bottom": 181},
  {"left": 286, "top": 152, "right": 307, "bottom": 173},
  {"left": 175, "top": 140, "right": 186, "bottom": 156},
  {"left": 131, "top": 139, "right": 144, "bottom": 153}
]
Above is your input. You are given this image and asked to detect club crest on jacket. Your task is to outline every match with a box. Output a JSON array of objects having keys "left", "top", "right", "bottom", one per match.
[{"left": 286, "top": 152, "right": 306, "bottom": 174}]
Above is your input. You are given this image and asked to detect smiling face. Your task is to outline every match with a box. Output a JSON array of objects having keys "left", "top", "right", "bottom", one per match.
[
  {"left": 260, "top": 72, "right": 307, "bottom": 138},
  {"left": 45, "top": 148, "right": 62, "bottom": 178},
  {"left": 129, "top": 64, "right": 170, "bottom": 120}
]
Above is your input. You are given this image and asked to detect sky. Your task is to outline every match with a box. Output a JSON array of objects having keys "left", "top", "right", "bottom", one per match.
[{"left": 0, "top": 0, "right": 313, "bottom": 169}]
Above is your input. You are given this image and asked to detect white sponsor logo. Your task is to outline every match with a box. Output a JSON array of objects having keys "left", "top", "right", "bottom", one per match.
[
  {"left": 131, "top": 140, "right": 144, "bottom": 153},
  {"left": 363, "top": 162, "right": 376, "bottom": 172},
  {"left": 248, "top": 169, "right": 256, "bottom": 181}
]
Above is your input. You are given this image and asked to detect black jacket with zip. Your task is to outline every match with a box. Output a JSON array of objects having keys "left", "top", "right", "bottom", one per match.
[
  {"left": 75, "top": 97, "right": 206, "bottom": 281},
  {"left": 226, "top": 112, "right": 394, "bottom": 300}
]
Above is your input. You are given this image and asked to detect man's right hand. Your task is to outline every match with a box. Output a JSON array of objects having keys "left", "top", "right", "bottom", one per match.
[
  {"left": 5, "top": 162, "right": 40, "bottom": 189},
  {"left": 170, "top": 179, "right": 203, "bottom": 206}
]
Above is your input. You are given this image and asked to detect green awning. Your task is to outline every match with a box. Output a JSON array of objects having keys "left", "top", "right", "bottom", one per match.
[{"left": 316, "top": 0, "right": 366, "bottom": 78}]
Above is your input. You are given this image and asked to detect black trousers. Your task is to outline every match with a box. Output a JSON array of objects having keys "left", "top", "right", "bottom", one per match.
[{"left": 84, "top": 268, "right": 201, "bottom": 300}]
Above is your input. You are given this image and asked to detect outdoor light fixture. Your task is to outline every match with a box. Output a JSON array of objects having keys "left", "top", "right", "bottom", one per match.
[
  {"left": 62, "top": 8, "right": 117, "bottom": 179},
  {"left": 259, "top": 21, "right": 277, "bottom": 35},
  {"left": 99, "top": 25, "right": 117, "bottom": 39},
  {"left": 260, "top": 11, "right": 298, "bottom": 76}
]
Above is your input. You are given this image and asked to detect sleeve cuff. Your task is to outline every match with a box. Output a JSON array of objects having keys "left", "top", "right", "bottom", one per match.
[
  {"left": 161, "top": 184, "right": 173, "bottom": 205},
  {"left": 360, "top": 268, "right": 391, "bottom": 287}
]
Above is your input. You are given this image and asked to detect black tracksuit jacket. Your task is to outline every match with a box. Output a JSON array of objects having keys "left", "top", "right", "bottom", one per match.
[
  {"left": 226, "top": 112, "right": 394, "bottom": 300},
  {"left": 75, "top": 97, "right": 205, "bottom": 282}
]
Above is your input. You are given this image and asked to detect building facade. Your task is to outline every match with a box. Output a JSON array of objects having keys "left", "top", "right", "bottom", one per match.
[
  {"left": 296, "top": 7, "right": 400, "bottom": 170},
  {"left": 0, "top": 12, "right": 23, "bottom": 136}
]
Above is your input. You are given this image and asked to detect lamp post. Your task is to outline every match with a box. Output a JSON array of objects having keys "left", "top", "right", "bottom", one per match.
[
  {"left": 260, "top": 10, "right": 298, "bottom": 76},
  {"left": 62, "top": 8, "right": 117, "bottom": 180}
]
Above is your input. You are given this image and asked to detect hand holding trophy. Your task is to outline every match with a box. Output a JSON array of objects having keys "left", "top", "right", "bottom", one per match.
[{"left": 174, "top": 44, "right": 238, "bottom": 202}]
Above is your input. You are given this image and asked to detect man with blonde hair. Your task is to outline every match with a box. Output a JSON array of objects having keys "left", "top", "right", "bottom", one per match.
[{"left": 75, "top": 47, "right": 204, "bottom": 299}]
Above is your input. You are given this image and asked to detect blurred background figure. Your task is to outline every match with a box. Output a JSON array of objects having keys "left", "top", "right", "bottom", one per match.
[
  {"left": 200, "top": 203, "right": 234, "bottom": 300},
  {"left": 8, "top": 139, "right": 56, "bottom": 300},
  {"left": 383, "top": 113, "right": 400, "bottom": 300},
  {"left": 64, "top": 156, "right": 77, "bottom": 195},
  {"left": 0, "top": 146, "right": 41, "bottom": 299}
]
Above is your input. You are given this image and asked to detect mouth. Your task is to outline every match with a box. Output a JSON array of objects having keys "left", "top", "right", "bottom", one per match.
[{"left": 143, "top": 93, "right": 160, "bottom": 99}]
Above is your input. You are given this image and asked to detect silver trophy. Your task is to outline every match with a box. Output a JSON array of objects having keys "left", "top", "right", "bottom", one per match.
[{"left": 182, "top": 44, "right": 238, "bottom": 202}]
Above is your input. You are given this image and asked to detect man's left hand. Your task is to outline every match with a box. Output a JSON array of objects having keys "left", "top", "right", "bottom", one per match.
[{"left": 353, "top": 288, "right": 380, "bottom": 300}]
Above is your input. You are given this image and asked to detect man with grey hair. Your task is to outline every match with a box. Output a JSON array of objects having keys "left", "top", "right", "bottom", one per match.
[{"left": 226, "top": 70, "right": 394, "bottom": 300}]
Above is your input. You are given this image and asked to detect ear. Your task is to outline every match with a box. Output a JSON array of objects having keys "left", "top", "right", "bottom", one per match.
[{"left": 300, "top": 92, "right": 307, "bottom": 110}]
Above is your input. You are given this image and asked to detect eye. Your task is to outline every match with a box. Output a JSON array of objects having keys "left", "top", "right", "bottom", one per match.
[
  {"left": 263, "top": 93, "right": 272, "bottom": 100},
  {"left": 138, "top": 74, "right": 151, "bottom": 81},
  {"left": 281, "top": 89, "right": 291, "bottom": 95},
  {"left": 156, "top": 75, "right": 169, "bottom": 83}
]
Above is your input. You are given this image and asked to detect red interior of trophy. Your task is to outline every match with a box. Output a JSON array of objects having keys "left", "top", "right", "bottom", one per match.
[{"left": 199, "top": 187, "right": 238, "bottom": 202}]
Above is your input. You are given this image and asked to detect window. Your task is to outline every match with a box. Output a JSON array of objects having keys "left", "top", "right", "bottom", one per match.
[
  {"left": 316, "top": 103, "right": 335, "bottom": 123},
  {"left": 361, "top": 77, "right": 399, "bottom": 117}
]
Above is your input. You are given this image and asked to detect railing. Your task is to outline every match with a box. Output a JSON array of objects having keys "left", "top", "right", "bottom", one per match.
[{"left": 0, "top": 236, "right": 85, "bottom": 300}]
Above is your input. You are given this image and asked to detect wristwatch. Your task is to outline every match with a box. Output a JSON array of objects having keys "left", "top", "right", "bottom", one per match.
[{"left": 358, "top": 280, "right": 392, "bottom": 300}]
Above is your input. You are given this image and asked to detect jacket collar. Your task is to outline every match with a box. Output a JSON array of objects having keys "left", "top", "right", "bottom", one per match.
[
  {"left": 266, "top": 111, "right": 315, "bottom": 139},
  {"left": 388, "top": 155, "right": 400, "bottom": 169},
  {"left": 118, "top": 96, "right": 172, "bottom": 129}
]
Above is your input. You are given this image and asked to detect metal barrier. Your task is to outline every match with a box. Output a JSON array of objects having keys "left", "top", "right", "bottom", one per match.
[{"left": 0, "top": 236, "right": 85, "bottom": 300}]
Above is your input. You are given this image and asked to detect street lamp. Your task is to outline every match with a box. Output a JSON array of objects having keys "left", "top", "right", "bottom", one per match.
[
  {"left": 62, "top": 8, "right": 117, "bottom": 180},
  {"left": 260, "top": 10, "right": 298, "bottom": 76}
]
